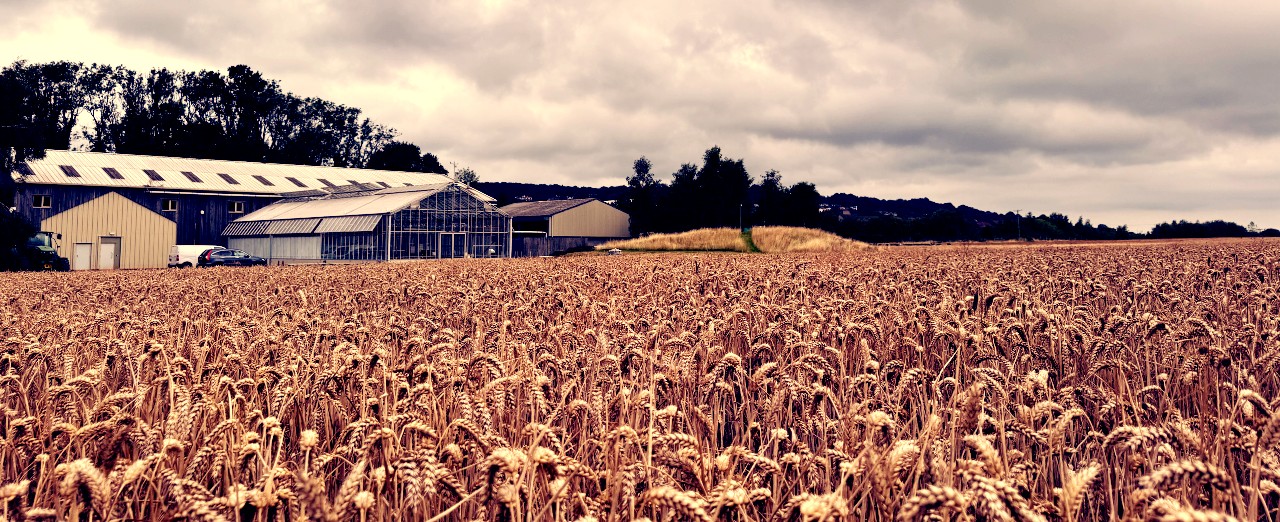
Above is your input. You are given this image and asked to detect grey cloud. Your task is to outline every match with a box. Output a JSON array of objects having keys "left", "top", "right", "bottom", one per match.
[{"left": 8, "top": 0, "right": 1280, "bottom": 229}]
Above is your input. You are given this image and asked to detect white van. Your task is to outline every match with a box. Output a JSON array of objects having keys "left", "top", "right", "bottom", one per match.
[{"left": 169, "top": 245, "right": 224, "bottom": 268}]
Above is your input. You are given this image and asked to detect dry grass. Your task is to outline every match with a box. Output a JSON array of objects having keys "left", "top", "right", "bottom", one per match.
[
  {"left": 596, "top": 227, "right": 748, "bottom": 251},
  {"left": 1, "top": 238, "right": 1278, "bottom": 521},
  {"left": 751, "top": 226, "right": 871, "bottom": 253}
]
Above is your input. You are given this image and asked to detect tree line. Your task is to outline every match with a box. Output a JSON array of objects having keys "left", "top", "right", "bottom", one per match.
[
  {"left": 0, "top": 60, "right": 451, "bottom": 187},
  {"left": 619, "top": 146, "right": 824, "bottom": 235},
  {"left": 617, "top": 146, "right": 1276, "bottom": 242}
]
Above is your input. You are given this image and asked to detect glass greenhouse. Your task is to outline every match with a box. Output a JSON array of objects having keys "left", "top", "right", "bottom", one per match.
[{"left": 222, "top": 183, "right": 511, "bottom": 262}]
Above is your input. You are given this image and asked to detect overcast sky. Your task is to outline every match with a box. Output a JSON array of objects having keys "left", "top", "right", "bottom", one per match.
[{"left": 4, "top": 0, "right": 1279, "bottom": 231}]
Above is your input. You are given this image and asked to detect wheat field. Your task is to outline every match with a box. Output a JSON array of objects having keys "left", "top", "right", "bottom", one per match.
[{"left": 1, "top": 239, "right": 1278, "bottom": 521}]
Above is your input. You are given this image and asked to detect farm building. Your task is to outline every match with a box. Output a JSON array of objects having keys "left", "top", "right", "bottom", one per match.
[
  {"left": 8, "top": 150, "right": 461, "bottom": 269},
  {"left": 499, "top": 198, "right": 629, "bottom": 256},
  {"left": 223, "top": 183, "right": 511, "bottom": 262}
]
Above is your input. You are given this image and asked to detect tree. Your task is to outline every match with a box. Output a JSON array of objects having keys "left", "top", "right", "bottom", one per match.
[
  {"left": 367, "top": 141, "right": 426, "bottom": 171},
  {"left": 454, "top": 166, "right": 479, "bottom": 185},
  {"left": 756, "top": 169, "right": 787, "bottom": 226},
  {"left": 421, "top": 153, "right": 448, "bottom": 174},
  {"left": 666, "top": 162, "right": 700, "bottom": 231},
  {"left": 620, "top": 156, "right": 665, "bottom": 235},
  {"left": 695, "top": 146, "right": 752, "bottom": 229},
  {"left": 783, "top": 181, "right": 822, "bottom": 227}
]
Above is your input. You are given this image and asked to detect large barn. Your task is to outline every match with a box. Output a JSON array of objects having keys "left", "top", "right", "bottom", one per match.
[{"left": 9, "top": 150, "right": 485, "bottom": 269}]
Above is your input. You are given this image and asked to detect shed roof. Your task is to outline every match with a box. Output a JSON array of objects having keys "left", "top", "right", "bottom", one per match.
[
  {"left": 499, "top": 198, "right": 595, "bottom": 218},
  {"left": 13, "top": 150, "right": 453, "bottom": 195}
]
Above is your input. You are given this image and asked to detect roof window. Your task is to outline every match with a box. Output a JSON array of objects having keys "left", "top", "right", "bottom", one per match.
[
  {"left": 218, "top": 173, "right": 240, "bottom": 185},
  {"left": 144, "top": 169, "right": 164, "bottom": 181},
  {"left": 182, "top": 171, "right": 202, "bottom": 182},
  {"left": 102, "top": 167, "right": 124, "bottom": 180},
  {"left": 60, "top": 165, "right": 81, "bottom": 178},
  {"left": 252, "top": 175, "right": 275, "bottom": 186},
  {"left": 285, "top": 177, "right": 307, "bottom": 187},
  {"left": 318, "top": 178, "right": 337, "bottom": 188}
]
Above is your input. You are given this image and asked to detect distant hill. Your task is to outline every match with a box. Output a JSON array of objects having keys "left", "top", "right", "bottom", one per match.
[
  {"left": 822, "top": 193, "right": 1007, "bottom": 222},
  {"left": 473, "top": 182, "right": 626, "bottom": 207},
  {"left": 474, "top": 182, "right": 1275, "bottom": 242}
]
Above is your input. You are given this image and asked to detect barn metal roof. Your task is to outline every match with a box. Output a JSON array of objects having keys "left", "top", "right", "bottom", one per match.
[
  {"left": 13, "top": 150, "right": 454, "bottom": 195},
  {"left": 265, "top": 218, "right": 322, "bottom": 235},
  {"left": 315, "top": 215, "right": 383, "bottom": 234},
  {"left": 499, "top": 198, "right": 595, "bottom": 218},
  {"left": 234, "top": 190, "right": 432, "bottom": 221},
  {"left": 223, "top": 221, "right": 270, "bottom": 236}
]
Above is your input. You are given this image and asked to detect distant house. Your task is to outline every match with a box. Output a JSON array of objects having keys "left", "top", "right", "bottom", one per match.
[{"left": 499, "top": 198, "right": 630, "bottom": 256}]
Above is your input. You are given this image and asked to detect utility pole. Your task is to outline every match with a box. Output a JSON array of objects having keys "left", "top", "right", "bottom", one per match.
[{"left": 1014, "top": 209, "right": 1022, "bottom": 241}]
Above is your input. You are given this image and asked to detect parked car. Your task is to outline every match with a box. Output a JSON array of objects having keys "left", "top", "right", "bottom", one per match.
[
  {"left": 169, "top": 244, "right": 224, "bottom": 268},
  {"left": 197, "top": 248, "right": 268, "bottom": 267}
]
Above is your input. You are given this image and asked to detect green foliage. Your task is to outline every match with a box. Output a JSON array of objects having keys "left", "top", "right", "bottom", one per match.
[
  {"left": 454, "top": 166, "right": 479, "bottom": 185},
  {"left": 0, "top": 60, "right": 449, "bottom": 172}
]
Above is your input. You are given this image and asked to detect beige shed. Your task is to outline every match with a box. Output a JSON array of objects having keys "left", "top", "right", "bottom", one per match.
[
  {"left": 41, "top": 192, "right": 177, "bottom": 269},
  {"left": 500, "top": 199, "right": 630, "bottom": 238}
]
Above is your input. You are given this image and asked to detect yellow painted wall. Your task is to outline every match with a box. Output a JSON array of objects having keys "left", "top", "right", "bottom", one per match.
[
  {"left": 549, "top": 200, "right": 630, "bottom": 238},
  {"left": 41, "top": 192, "right": 177, "bottom": 269}
]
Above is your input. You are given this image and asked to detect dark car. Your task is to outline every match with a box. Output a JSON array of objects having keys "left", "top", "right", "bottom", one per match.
[{"left": 197, "top": 248, "right": 268, "bottom": 267}]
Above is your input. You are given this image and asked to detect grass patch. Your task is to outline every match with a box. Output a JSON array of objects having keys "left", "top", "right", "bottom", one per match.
[
  {"left": 598, "top": 226, "right": 872, "bottom": 253},
  {"left": 597, "top": 228, "right": 748, "bottom": 251},
  {"left": 751, "top": 226, "right": 872, "bottom": 253},
  {"left": 741, "top": 228, "right": 762, "bottom": 253}
]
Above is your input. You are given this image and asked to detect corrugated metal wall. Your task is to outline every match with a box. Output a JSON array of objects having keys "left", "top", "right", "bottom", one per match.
[
  {"left": 229, "top": 236, "right": 321, "bottom": 260},
  {"left": 550, "top": 200, "right": 630, "bottom": 237},
  {"left": 227, "top": 238, "right": 271, "bottom": 257},
  {"left": 40, "top": 192, "right": 176, "bottom": 269},
  {"left": 14, "top": 185, "right": 279, "bottom": 246}
]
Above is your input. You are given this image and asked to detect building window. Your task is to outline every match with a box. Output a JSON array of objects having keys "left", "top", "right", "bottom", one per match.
[
  {"left": 161, "top": 199, "right": 178, "bottom": 212},
  {"left": 182, "top": 171, "right": 202, "bottom": 182},
  {"left": 144, "top": 169, "right": 165, "bottom": 181},
  {"left": 103, "top": 167, "right": 125, "bottom": 180},
  {"left": 347, "top": 180, "right": 360, "bottom": 185},
  {"left": 377, "top": 182, "right": 391, "bottom": 188},
  {"left": 218, "top": 173, "right": 240, "bottom": 185},
  {"left": 228, "top": 201, "right": 245, "bottom": 214},
  {"left": 318, "top": 178, "right": 337, "bottom": 188},
  {"left": 32, "top": 194, "right": 51, "bottom": 208},
  {"left": 15, "top": 163, "right": 34, "bottom": 177},
  {"left": 253, "top": 175, "right": 275, "bottom": 186},
  {"left": 59, "top": 165, "right": 81, "bottom": 177},
  {"left": 285, "top": 177, "right": 307, "bottom": 187}
]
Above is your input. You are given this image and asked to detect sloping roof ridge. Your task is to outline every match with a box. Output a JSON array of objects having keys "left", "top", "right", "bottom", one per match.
[
  {"left": 499, "top": 198, "right": 596, "bottom": 216},
  {"left": 39, "top": 150, "right": 442, "bottom": 177}
]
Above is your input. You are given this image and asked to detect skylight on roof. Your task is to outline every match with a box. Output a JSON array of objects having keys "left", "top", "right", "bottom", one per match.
[
  {"left": 144, "top": 169, "right": 164, "bottom": 181},
  {"left": 318, "top": 178, "right": 337, "bottom": 188},
  {"left": 218, "top": 173, "right": 240, "bottom": 185},
  {"left": 285, "top": 177, "right": 307, "bottom": 187},
  {"left": 377, "top": 182, "right": 391, "bottom": 188},
  {"left": 253, "top": 175, "right": 275, "bottom": 186},
  {"left": 182, "top": 171, "right": 202, "bottom": 182},
  {"left": 60, "top": 165, "right": 81, "bottom": 178},
  {"left": 347, "top": 180, "right": 360, "bottom": 185},
  {"left": 103, "top": 167, "right": 124, "bottom": 180}
]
